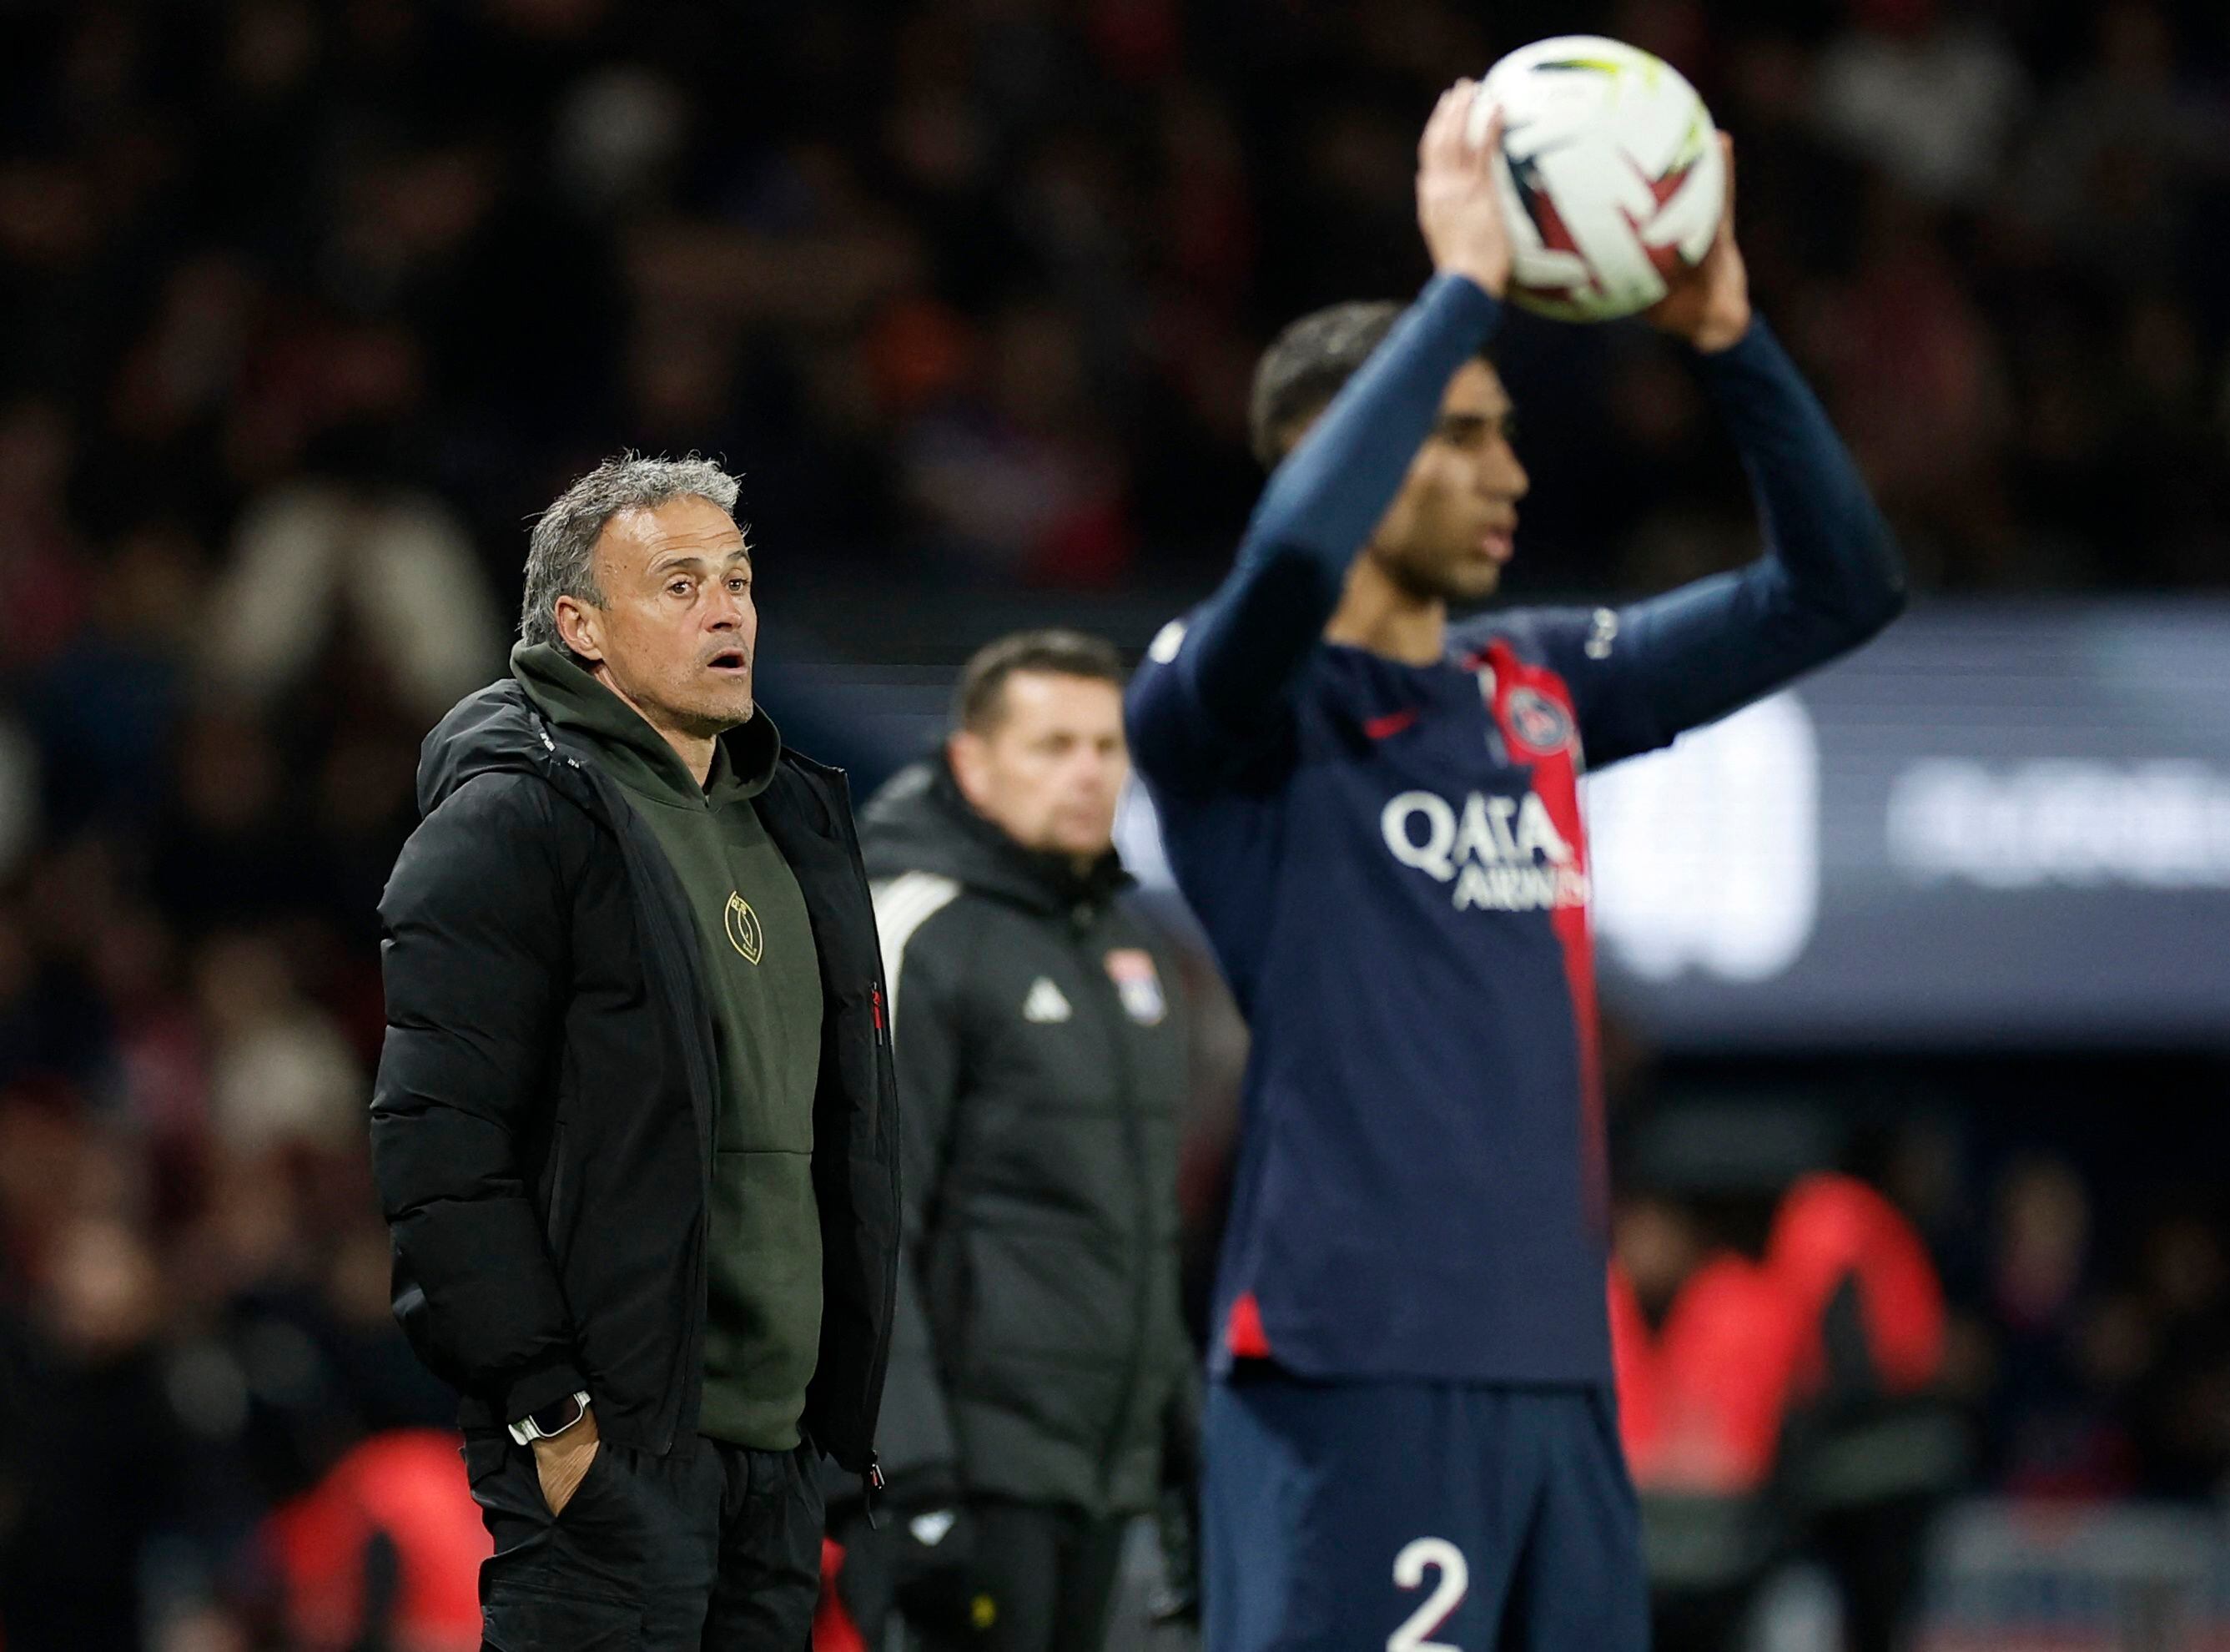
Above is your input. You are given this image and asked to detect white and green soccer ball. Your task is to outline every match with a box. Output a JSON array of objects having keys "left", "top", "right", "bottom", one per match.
[{"left": 1467, "top": 36, "right": 1726, "bottom": 322}]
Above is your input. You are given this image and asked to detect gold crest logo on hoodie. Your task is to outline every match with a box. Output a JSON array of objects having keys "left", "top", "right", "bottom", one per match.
[{"left": 723, "top": 893, "right": 763, "bottom": 965}]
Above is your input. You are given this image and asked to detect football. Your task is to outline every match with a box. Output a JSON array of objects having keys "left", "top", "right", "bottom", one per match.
[{"left": 1468, "top": 36, "right": 1726, "bottom": 321}]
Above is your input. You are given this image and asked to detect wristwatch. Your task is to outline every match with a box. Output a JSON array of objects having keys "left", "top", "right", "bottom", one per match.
[{"left": 509, "top": 1390, "right": 592, "bottom": 1447}]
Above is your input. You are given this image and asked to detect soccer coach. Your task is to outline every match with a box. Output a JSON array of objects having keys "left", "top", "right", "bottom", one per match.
[
  {"left": 370, "top": 455, "right": 899, "bottom": 1649},
  {"left": 836, "top": 631, "right": 1199, "bottom": 1649}
]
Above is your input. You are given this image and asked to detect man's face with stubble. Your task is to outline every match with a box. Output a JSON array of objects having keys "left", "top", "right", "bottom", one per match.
[{"left": 556, "top": 494, "right": 758, "bottom": 739}]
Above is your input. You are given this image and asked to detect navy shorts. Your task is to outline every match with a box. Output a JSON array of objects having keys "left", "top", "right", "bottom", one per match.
[{"left": 1203, "top": 1371, "right": 1648, "bottom": 1651}]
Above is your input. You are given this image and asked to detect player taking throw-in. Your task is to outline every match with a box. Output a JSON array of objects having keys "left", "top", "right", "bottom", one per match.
[{"left": 1126, "top": 81, "right": 1905, "bottom": 1649}]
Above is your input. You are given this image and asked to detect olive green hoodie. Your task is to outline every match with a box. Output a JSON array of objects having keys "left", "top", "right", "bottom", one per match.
[{"left": 513, "top": 642, "right": 823, "bottom": 1450}]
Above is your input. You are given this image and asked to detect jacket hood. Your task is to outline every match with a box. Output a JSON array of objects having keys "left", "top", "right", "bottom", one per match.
[
  {"left": 509, "top": 642, "right": 780, "bottom": 808},
  {"left": 415, "top": 677, "right": 565, "bottom": 816},
  {"left": 859, "top": 757, "right": 1130, "bottom": 918},
  {"left": 418, "top": 666, "right": 797, "bottom": 825}
]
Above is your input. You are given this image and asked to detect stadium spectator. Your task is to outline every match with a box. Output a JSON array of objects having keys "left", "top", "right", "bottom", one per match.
[
  {"left": 836, "top": 630, "right": 1196, "bottom": 1649},
  {"left": 1814, "top": 0, "right": 2030, "bottom": 207},
  {"left": 0, "top": 1215, "right": 183, "bottom": 1652},
  {"left": 1770, "top": 1171, "right": 1948, "bottom": 1402},
  {"left": 1984, "top": 1155, "right": 2127, "bottom": 1495},
  {"left": 1613, "top": 1169, "right": 1960, "bottom": 1652},
  {"left": 1768, "top": 1173, "right": 1960, "bottom": 1652},
  {"left": 1611, "top": 1199, "right": 1808, "bottom": 1652},
  {"left": 3, "top": 0, "right": 2222, "bottom": 604},
  {"left": 1613, "top": 1242, "right": 1810, "bottom": 1496},
  {"left": 260, "top": 1428, "right": 490, "bottom": 1652},
  {"left": 203, "top": 481, "right": 504, "bottom": 726}
]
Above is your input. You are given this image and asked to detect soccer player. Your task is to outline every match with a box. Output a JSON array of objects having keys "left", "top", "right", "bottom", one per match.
[{"left": 1125, "top": 82, "right": 1905, "bottom": 1648}]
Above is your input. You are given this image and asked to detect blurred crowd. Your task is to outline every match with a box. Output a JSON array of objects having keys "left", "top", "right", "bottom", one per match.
[
  {"left": 3, "top": 0, "right": 2230, "bottom": 1647},
  {"left": 1613, "top": 1087, "right": 2230, "bottom": 1509},
  {"left": 3, "top": 0, "right": 2229, "bottom": 613},
  {"left": 1603, "top": 1079, "right": 2230, "bottom": 1647}
]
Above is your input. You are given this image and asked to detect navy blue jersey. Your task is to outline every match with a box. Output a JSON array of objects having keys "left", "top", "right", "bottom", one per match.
[{"left": 1128, "top": 274, "right": 1904, "bottom": 1387}]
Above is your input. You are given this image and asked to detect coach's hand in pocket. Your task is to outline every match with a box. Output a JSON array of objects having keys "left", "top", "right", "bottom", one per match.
[{"left": 531, "top": 1410, "right": 602, "bottom": 1516}]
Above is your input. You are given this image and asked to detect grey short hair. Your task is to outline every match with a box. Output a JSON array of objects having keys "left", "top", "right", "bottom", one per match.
[{"left": 521, "top": 451, "right": 743, "bottom": 650}]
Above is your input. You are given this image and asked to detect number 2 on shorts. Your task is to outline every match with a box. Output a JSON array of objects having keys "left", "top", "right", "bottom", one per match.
[{"left": 1387, "top": 1537, "right": 1470, "bottom": 1652}]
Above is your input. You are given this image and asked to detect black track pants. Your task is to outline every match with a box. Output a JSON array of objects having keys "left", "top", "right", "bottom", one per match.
[{"left": 917, "top": 1499, "right": 1130, "bottom": 1652}]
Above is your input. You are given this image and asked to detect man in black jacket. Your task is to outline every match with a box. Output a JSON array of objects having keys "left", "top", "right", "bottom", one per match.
[
  {"left": 370, "top": 454, "right": 899, "bottom": 1651},
  {"left": 835, "top": 631, "right": 1198, "bottom": 1651}
]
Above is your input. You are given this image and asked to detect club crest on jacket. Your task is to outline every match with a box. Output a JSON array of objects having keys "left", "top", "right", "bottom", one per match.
[{"left": 1104, "top": 949, "right": 1166, "bottom": 1025}]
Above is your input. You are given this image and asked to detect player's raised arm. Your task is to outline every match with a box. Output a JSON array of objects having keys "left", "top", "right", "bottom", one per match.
[
  {"left": 1546, "top": 136, "right": 1908, "bottom": 768},
  {"left": 1127, "top": 83, "right": 1512, "bottom": 790}
]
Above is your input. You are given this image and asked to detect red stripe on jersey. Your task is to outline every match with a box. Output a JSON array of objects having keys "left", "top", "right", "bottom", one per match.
[
  {"left": 1225, "top": 1290, "right": 1272, "bottom": 1359},
  {"left": 1484, "top": 642, "right": 1607, "bottom": 1236},
  {"left": 1363, "top": 706, "right": 1420, "bottom": 740}
]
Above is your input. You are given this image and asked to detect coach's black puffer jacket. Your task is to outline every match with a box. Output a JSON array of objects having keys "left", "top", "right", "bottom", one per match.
[
  {"left": 369, "top": 679, "right": 899, "bottom": 1474},
  {"left": 864, "top": 760, "right": 1197, "bottom": 1517}
]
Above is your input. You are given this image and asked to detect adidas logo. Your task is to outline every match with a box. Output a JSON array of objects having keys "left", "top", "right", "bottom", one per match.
[{"left": 1022, "top": 977, "right": 1072, "bottom": 1024}]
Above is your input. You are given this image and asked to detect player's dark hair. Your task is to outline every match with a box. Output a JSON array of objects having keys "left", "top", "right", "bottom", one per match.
[
  {"left": 952, "top": 628, "right": 1125, "bottom": 735},
  {"left": 1248, "top": 300, "right": 1498, "bottom": 468}
]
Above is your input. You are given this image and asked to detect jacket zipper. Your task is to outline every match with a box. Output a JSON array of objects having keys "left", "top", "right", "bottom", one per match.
[
  {"left": 825, "top": 772, "right": 901, "bottom": 1500},
  {"left": 1081, "top": 910, "right": 1155, "bottom": 1507},
  {"left": 863, "top": 1453, "right": 888, "bottom": 1529}
]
